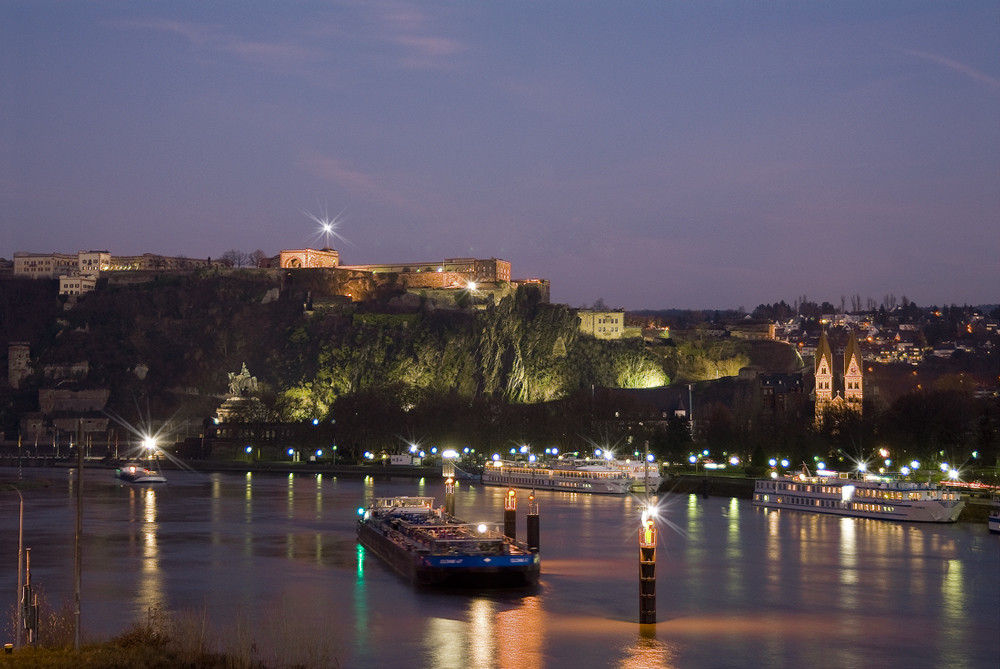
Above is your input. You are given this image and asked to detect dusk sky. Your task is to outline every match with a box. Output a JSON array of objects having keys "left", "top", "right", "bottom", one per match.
[{"left": 3, "top": 2, "right": 998, "bottom": 310}]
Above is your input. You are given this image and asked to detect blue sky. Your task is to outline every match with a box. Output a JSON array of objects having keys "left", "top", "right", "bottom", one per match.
[{"left": 2, "top": 1, "right": 998, "bottom": 309}]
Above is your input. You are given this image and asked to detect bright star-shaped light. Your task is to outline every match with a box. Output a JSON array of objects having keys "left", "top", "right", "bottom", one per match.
[{"left": 302, "top": 201, "right": 352, "bottom": 249}]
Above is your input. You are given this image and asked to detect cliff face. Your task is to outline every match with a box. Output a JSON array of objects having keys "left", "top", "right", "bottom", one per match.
[{"left": 2, "top": 274, "right": 673, "bottom": 425}]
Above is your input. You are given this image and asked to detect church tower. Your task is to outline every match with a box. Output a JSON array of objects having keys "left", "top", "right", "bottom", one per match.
[
  {"left": 814, "top": 330, "right": 833, "bottom": 396},
  {"left": 814, "top": 330, "right": 834, "bottom": 425},
  {"left": 843, "top": 330, "right": 863, "bottom": 412}
]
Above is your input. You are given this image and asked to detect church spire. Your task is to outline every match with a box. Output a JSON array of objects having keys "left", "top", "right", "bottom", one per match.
[
  {"left": 814, "top": 330, "right": 834, "bottom": 425},
  {"left": 844, "top": 329, "right": 863, "bottom": 411}
]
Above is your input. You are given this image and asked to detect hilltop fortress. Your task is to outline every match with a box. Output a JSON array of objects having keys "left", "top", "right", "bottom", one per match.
[{"left": 11, "top": 248, "right": 550, "bottom": 304}]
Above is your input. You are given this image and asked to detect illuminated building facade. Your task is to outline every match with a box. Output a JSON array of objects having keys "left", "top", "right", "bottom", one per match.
[
  {"left": 14, "top": 250, "right": 211, "bottom": 295},
  {"left": 279, "top": 248, "right": 340, "bottom": 268},
  {"left": 577, "top": 309, "right": 625, "bottom": 339},
  {"left": 339, "top": 257, "right": 511, "bottom": 285},
  {"left": 814, "top": 329, "right": 864, "bottom": 424}
]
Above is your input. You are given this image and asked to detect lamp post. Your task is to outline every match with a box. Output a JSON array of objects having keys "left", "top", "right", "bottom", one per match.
[
  {"left": 504, "top": 489, "right": 517, "bottom": 540},
  {"left": 6, "top": 485, "right": 24, "bottom": 649},
  {"left": 639, "top": 506, "right": 656, "bottom": 624}
]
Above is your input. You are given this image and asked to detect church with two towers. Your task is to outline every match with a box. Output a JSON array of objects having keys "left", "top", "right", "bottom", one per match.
[{"left": 814, "top": 329, "right": 864, "bottom": 424}]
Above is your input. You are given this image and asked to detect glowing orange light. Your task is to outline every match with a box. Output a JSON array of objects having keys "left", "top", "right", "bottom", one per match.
[
  {"left": 505, "top": 488, "right": 516, "bottom": 511},
  {"left": 640, "top": 519, "right": 656, "bottom": 548}
]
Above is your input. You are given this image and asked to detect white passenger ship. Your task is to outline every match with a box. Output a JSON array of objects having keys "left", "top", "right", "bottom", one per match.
[
  {"left": 608, "top": 459, "right": 663, "bottom": 492},
  {"left": 753, "top": 468, "right": 965, "bottom": 523},
  {"left": 482, "top": 460, "right": 632, "bottom": 495}
]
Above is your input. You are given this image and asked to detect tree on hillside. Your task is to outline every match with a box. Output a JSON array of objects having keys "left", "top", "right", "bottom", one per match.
[
  {"left": 249, "top": 249, "right": 269, "bottom": 268},
  {"left": 220, "top": 249, "right": 251, "bottom": 268}
]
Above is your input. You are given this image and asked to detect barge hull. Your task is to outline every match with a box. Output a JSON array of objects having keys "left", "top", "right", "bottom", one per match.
[{"left": 357, "top": 520, "right": 539, "bottom": 588}]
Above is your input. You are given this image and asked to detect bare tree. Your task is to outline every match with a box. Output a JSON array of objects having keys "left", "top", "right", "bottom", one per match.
[
  {"left": 220, "top": 249, "right": 250, "bottom": 268},
  {"left": 249, "top": 249, "right": 269, "bottom": 268}
]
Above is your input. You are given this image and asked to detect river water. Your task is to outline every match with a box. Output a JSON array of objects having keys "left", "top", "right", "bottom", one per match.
[{"left": 1, "top": 467, "right": 997, "bottom": 668}]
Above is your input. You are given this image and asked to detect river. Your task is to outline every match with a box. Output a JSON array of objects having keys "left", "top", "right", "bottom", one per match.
[{"left": 1, "top": 467, "right": 997, "bottom": 668}]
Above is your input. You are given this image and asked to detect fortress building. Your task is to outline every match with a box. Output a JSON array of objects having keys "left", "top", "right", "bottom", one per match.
[
  {"left": 14, "top": 250, "right": 210, "bottom": 295},
  {"left": 12, "top": 247, "right": 547, "bottom": 304}
]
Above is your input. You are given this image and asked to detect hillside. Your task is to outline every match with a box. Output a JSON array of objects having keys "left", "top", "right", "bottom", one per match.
[{"left": 2, "top": 272, "right": 717, "bottom": 434}]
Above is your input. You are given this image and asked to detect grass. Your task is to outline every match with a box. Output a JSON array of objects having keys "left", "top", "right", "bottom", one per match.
[{"left": 3, "top": 602, "right": 341, "bottom": 669}]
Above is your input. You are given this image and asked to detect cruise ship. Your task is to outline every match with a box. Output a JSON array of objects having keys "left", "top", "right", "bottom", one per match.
[
  {"left": 753, "top": 468, "right": 965, "bottom": 523},
  {"left": 481, "top": 460, "right": 632, "bottom": 494},
  {"left": 609, "top": 459, "right": 663, "bottom": 492},
  {"left": 356, "top": 496, "right": 539, "bottom": 587}
]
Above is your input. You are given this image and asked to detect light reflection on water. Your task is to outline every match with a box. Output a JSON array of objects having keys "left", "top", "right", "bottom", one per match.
[{"left": 0, "top": 468, "right": 997, "bottom": 668}]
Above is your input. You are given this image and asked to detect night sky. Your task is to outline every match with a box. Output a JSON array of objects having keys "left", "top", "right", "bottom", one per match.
[{"left": 3, "top": 2, "right": 998, "bottom": 309}]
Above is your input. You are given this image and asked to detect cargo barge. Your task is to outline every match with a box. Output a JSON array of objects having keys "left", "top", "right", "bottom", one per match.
[{"left": 356, "top": 496, "right": 539, "bottom": 587}]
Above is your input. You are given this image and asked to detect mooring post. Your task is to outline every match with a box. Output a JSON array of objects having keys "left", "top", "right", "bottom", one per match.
[
  {"left": 526, "top": 492, "right": 539, "bottom": 552},
  {"left": 639, "top": 508, "right": 657, "bottom": 624},
  {"left": 23, "top": 548, "right": 37, "bottom": 646},
  {"left": 504, "top": 488, "right": 517, "bottom": 540},
  {"left": 444, "top": 476, "right": 455, "bottom": 516}
]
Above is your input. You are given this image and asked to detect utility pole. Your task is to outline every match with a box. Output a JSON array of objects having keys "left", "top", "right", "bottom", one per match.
[
  {"left": 7, "top": 485, "right": 25, "bottom": 649},
  {"left": 74, "top": 442, "right": 83, "bottom": 650}
]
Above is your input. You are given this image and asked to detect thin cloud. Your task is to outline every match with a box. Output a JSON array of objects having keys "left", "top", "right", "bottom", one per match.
[
  {"left": 394, "top": 35, "right": 465, "bottom": 69},
  {"left": 299, "top": 151, "right": 424, "bottom": 213},
  {"left": 110, "top": 18, "right": 317, "bottom": 67},
  {"left": 372, "top": 2, "right": 467, "bottom": 70},
  {"left": 898, "top": 47, "right": 1000, "bottom": 89}
]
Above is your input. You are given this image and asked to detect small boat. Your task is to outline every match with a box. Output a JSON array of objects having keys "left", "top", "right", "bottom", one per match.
[
  {"left": 989, "top": 501, "right": 1000, "bottom": 534},
  {"left": 356, "top": 496, "right": 539, "bottom": 587},
  {"left": 115, "top": 462, "right": 167, "bottom": 484},
  {"left": 753, "top": 467, "right": 964, "bottom": 523},
  {"left": 482, "top": 459, "right": 632, "bottom": 495}
]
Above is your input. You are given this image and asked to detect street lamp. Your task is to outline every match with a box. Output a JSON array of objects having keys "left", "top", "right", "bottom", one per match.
[{"left": 5, "top": 485, "right": 24, "bottom": 648}]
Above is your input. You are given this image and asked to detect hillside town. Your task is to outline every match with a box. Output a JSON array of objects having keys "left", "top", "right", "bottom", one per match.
[{"left": 1, "top": 247, "right": 997, "bottom": 470}]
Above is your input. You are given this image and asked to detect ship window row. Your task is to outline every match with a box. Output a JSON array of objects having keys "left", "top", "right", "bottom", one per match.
[
  {"left": 503, "top": 468, "right": 621, "bottom": 480},
  {"left": 490, "top": 475, "right": 591, "bottom": 489},
  {"left": 769, "top": 482, "right": 941, "bottom": 502},
  {"left": 852, "top": 503, "right": 894, "bottom": 513},
  {"left": 758, "top": 494, "right": 895, "bottom": 514}
]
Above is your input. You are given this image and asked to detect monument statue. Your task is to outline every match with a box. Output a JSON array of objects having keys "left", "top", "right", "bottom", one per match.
[{"left": 227, "top": 363, "right": 258, "bottom": 397}]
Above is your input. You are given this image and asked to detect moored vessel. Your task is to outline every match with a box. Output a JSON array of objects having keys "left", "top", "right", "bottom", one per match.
[
  {"left": 753, "top": 468, "right": 964, "bottom": 523},
  {"left": 356, "top": 496, "right": 539, "bottom": 587},
  {"left": 608, "top": 458, "right": 663, "bottom": 492},
  {"left": 481, "top": 459, "right": 632, "bottom": 494},
  {"left": 115, "top": 462, "right": 167, "bottom": 484},
  {"left": 989, "top": 501, "right": 1000, "bottom": 534}
]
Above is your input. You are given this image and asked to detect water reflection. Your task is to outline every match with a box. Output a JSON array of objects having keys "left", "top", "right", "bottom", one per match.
[
  {"left": 619, "top": 627, "right": 676, "bottom": 669},
  {"left": 315, "top": 473, "right": 323, "bottom": 515},
  {"left": 494, "top": 595, "right": 542, "bottom": 668},
  {"left": 941, "top": 558, "right": 965, "bottom": 654},
  {"left": 724, "top": 497, "right": 742, "bottom": 600},
  {"left": 125, "top": 486, "right": 162, "bottom": 614},
  {"left": 1, "top": 469, "right": 996, "bottom": 669},
  {"left": 416, "top": 595, "right": 546, "bottom": 669}
]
